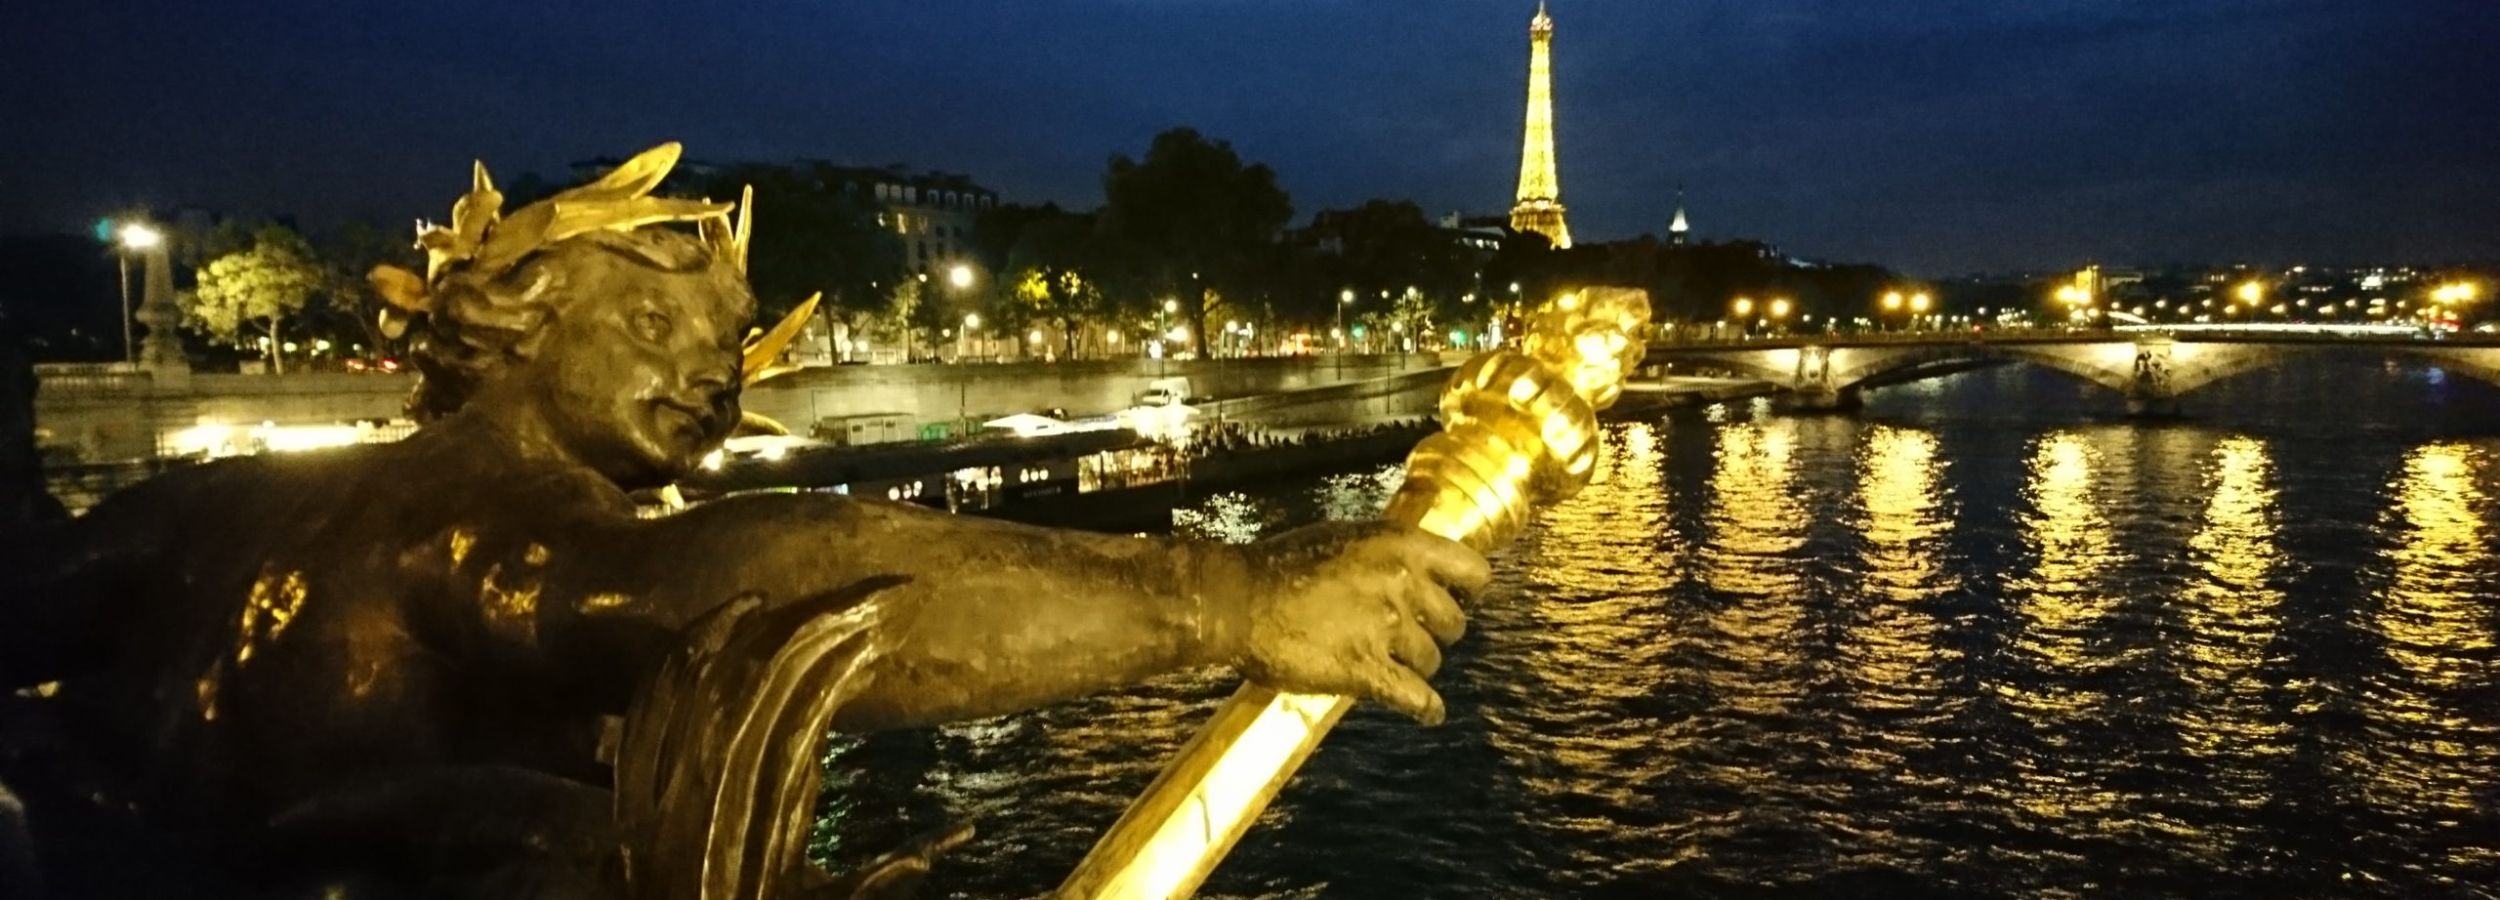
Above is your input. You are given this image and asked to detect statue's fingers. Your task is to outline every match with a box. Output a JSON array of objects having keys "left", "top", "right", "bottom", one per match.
[
  {"left": 843, "top": 860, "right": 930, "bottom": 900},
  {"left": 1388, "top": 619, "right": 1444, "bottom": 678},
  {"left": 911, "top": 820, "right": 976, "bottom": 858},
  {"left": 1395, "top": 529, "right": 1492, "bottom": 595},
  {"left": 1368, "top": 659, "right": 1447, "bottom": 726},
  {"left": 829, "top": 821, "right": 974, "bottom": 900},
  {"left": 1404, "top": 578, "right": 1467, "bottom": 645}
]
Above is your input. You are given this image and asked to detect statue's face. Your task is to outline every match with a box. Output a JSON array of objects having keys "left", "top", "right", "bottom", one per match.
[{"left": 505, "top": 247, "right": 754, "bottom": 488}]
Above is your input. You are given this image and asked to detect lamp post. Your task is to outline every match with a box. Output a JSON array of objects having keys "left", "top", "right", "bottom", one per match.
[
  {"left": 116, "top": 223, "right": 163, "bottom": 364},
  {"left": 1731, "top": 296, "right": 1754, "bottom": 339},
  {"left": 1882, "top": 290, "right": 1904, "bottom": 333},
  {"left": 1908, "top": 292, "right": 1932, "bottom": 332},
  {"left": 1768, "top": 297, "right": 1791, "bottom": 335},
  {"left": 1157, "top": 298, "right": 1178, "bottom": 375},
  {"left": 1337, "top": 289, "right": 1354, "bottom": 354}
]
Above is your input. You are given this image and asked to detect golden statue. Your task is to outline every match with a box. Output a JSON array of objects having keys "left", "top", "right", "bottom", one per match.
[{"left": 0, "top": 144, "right": 1488, "bottom": 900}]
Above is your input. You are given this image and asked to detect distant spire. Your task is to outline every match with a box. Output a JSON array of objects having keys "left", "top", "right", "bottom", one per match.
[{"left": 1668, "top": 184, "right": 1689, "bottom": 245}]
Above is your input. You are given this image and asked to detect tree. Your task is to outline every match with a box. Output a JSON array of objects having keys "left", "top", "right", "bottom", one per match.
[
  {"left": 186, "top": 225, "right": 324, "bottom": 373},
  {"left": 1005, "top": 212, "right": 1104, "bottom": 359},
  {"left": 677, "top": 162, "right": 902, "bottom": 323},
  {"left": 308, "top": 218, "right": 426, "bottom": 362},
  {"left": 1308, "top": 199, "right": 1478, "bottom": 332},
  {"left": 1100, "top": 128, "right": 1293, "bottom": 355}
]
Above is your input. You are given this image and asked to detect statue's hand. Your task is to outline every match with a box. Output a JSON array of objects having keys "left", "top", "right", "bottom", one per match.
[
  {"left": 819, "top": 821, "right": 975, "bottom": 900},
  {"left": 1232, "top": 521, "right": 1490, "bottom": 724}
]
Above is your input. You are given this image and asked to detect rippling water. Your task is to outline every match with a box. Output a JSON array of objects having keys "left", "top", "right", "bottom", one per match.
[{"left": 819, "top": 359, "right": 2500, "bottom": 899}]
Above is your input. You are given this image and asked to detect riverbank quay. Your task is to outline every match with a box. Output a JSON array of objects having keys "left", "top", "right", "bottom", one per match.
[
  {"left": 1607, "top": 377, "right": 1777, "bottom": 417},
  {"left": 676, "top": 419, "right": 1438, "bottom": 533},
  {"left": 676, "top": 374, "right": 1770, "bottom": 532}
]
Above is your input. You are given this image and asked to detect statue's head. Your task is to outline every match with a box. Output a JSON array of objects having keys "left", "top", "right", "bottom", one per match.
[{"left": 377, "top": 144, "right": 762, "bottom": 488}]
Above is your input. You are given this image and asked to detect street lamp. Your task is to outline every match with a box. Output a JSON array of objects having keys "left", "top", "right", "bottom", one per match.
[
  {"left": 115, "top": 223, "right": 164, "bottom": 364},
  {"left": 2235, "top": 280, "right": 2263, "bottom": 306},
  {"left": 1338, "top": 288, "right": 1355, "bottom": 353},
  {"left": 961, "top": 312, "right": 981, "bottom": 362},
  {"left": 1908, "top": 292, "right": 1932, "bottom": 331},
  {"left": 948, "top": 263, "right": 974, "bottom": 290}
]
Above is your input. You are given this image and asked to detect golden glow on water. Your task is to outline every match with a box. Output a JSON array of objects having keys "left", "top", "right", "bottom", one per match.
[
  {"left": 1698, "top": 418, "right": 1807, "bottom": 719},
  {"left": 1495, "top": 423, "right": 1678, "bottom": 818},
  {"left": 1701, "top": 419, "right": 1804, "bottom": 598},
  {"left": 1857, "top": 426, "right": 1954, "bottom": 602},
  {"left": 1843, "top": 426, "right": 1956, "bottom": 710},
  {"left": 1528, "top": 422, "right": 1675, "bottom": 597},
  {"left": 2002, "top": 431, "right": 2126, "bottom": 822},
  {"left": 2352, "top": 442, "right": 2498, "bottom": 840},
  {"left": 2176, "top": 437, "right": 2286, "bottom": 733},
  {"left": 2010, "top": 433, "right": 2121, "bottom": 678},
  {"left": 2171, "top": 435, "right": 2292, "bottom": 857}
]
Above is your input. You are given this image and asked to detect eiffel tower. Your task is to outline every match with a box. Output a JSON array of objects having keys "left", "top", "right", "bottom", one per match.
[{"left": 1509, "top": 1, "right": 1571, "bottom": 249}]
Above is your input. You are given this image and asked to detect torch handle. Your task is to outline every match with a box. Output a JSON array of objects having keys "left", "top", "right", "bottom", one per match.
[{"left": 1056, "top": 289, "right": 1648, "bottom": 900}]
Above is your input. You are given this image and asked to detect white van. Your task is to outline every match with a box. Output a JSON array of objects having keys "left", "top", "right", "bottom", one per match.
[{"left": 1135, "top": 376, "right": 1195, "bottom": 407}]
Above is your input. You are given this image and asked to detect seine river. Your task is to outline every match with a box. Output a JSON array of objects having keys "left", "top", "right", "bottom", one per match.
[{"left": 818, "top": 358, "right": 2500, "bottom": 899}]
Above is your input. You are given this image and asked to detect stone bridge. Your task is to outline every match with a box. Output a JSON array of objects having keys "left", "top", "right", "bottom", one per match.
[{"left": 1646, "top": 333, "right": 2500, "bottom": 415}]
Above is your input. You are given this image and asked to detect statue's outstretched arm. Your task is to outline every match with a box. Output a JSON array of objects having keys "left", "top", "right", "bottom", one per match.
[
  {"left": 587, "top": 494, "right": 1250, "bottom": 733},
  {"left": 556, "top": 492, "right": 1485, "bottom": 734}
]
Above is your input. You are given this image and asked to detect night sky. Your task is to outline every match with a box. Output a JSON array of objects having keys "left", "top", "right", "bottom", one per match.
[{"left": 6, "top": 0, "right": 2494, "bottom": 275}]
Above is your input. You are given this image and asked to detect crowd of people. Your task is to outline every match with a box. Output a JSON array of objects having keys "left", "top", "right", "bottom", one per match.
[{"left": 1185, "top": 418, "right": 1434, "bottom": 458}]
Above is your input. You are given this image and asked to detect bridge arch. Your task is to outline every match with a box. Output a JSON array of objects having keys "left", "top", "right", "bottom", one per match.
[{"left": 1648, "top": 338, "right": 2500, "bottom": 415}]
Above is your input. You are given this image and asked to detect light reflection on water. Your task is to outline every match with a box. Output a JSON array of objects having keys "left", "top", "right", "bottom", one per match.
[
  {"left": 2348, "top": 442, "right": 2499, "bottom": 887},
  {"left": 819, "top": 363, "right": 2500, "bottom": 899}
]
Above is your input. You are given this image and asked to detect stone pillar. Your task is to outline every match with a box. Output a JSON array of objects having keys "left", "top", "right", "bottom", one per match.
[
  {"left": 1790, "top": 345, "right": 1855, "bottom": 411},
  {"left": 132, "top": 244, "right": 190, "bottom": 388},
  {"left": 2124, "top": 338, "right": 2179, "bottom": 417}
]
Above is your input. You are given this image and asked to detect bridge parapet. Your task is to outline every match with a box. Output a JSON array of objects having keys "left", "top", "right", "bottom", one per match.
[{"left": 1640, "top": 333, "right": 2481, "bottom": 415}]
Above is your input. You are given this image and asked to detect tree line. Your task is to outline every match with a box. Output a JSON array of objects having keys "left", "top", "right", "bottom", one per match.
[{"left": 55, "top": 126, "right": 1925, "bottom": 372}]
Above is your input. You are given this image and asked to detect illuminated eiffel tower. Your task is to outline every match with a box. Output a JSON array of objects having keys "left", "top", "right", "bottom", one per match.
[{"left": 1509, "top": 1, "right": 1571, "bottom": 249}]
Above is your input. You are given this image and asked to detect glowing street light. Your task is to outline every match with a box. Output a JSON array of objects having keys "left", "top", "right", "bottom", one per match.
[
  {"left": 1882, "top": 291, "right": 1904, "bottom": 311},
  {"left": 2235, "top": 280, "right": 2263, "bottom": 305},
  {"left": 947, "top": 263, "right": 974, "bottom": 290},
  {"left": 1768, "top": 298, "right": 1792, "bottom": 318},
  {"left": 1335, "top": 289, "right": 1355, "bottom": 352},
  {"left": 1909, "top": 292, "right": 1932, "bottom": 313},
  {"left": 118, "top": 223, "right": 163, "bottom": 249},
  {"left": 1732, "top": 297, "right": 1755, "bottom": 317},
  {"left": 113, "top": 222, "right": 166, "bottom": 364}
]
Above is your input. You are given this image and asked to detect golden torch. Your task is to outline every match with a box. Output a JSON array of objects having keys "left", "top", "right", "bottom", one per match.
[{"left": 1056, "top": 287, "right": 1653, "bottom": 899}]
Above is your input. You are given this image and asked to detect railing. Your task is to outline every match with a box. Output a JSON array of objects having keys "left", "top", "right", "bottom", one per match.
[
  {"left": 32, "top": 362, "right": 154, "bottom": 394},
  {"left": 1649, "top": 325, "right": 2500, "bottom": 349}
]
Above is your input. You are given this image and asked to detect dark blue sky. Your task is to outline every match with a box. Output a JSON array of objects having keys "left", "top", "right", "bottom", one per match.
[{"left": 5, "top": 0, "right": 2493, "bottom": 275}]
